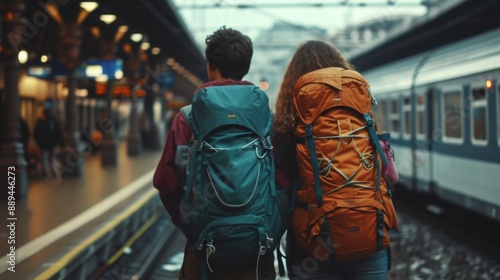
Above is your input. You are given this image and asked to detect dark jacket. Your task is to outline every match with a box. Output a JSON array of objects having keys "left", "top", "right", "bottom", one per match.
[
  {"left": 34, "top": 115, "right": 61, "bottom": 149},
  {"left": 20, "top": 117, "right": 30, "bottom": 151}
]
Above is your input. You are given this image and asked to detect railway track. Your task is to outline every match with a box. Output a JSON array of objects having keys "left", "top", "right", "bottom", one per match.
[
  {"left": 395, "top": 189, "right": 500, "bottom": 256},
  {"left": 389, "top": 189, "right": 500, "bottom": 279},
  {"left": 91, "top": 187, "right": 500, "bottom": 280},
  {"left": 92, "top": 212, "right": 186, "bottom": 280}
]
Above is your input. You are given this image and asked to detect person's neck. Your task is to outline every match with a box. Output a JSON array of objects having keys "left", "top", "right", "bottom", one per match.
[
  {"left": 211, "top": 77, "right": 236, "bottom": 82},
  {"left": 207, "top": 66, "right": 237, "bottom": 81},
  {"left": 209, "top": 71, "right": 232, "bottom": 81}
]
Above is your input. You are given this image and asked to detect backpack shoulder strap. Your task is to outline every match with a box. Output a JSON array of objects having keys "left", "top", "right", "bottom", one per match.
[
  {"left": 179, "top": 105, "right": 192, "bottom": 125},
  {"left": 176, "top": 105, "right": 194, "bottom": 191},
  {"left": 180, "top": 104, "right": 197, "bottom": 137},
  {"left": 363, "top": 113, "right": 388, "bottom": 167}
]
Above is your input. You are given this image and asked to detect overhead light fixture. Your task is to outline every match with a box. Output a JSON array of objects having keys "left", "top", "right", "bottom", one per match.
[
  {"left": 100, "top": 14, "right": 116, "bottom": 24},
  {"left": 95, "top": 75, "right": 109, "bottom": 83},
  {"left": 75, "top": 88, "right": 89, "bottom": 98},
  {"left": 118, "top": 25, "right": 129, "bottom": 33},
  {"left": 130, "top": 33, "right": 143, "bottom": 42},
  {"left": 80, "top": 2, "right": 99, "bottom": 12},
  {"left": 45, "top": 3, "right": 63, "bottom": 25},
  {"left": 114, "top": 25, "right": 129, "bottom": 43},
  {"left": 18, "top": 50, "right": 28, "bottom": 64},
  {"left": 41, "top": 55, "right": 48, "bottom": 63},
  {"left": 115, "top": 70, "right": 124, "bottom": 80},
  {"left": 141, "top": 42, "right": 150, "bottom": 50},
  {"left": 91, "top": 26, "right": 100, "bottom": 38},
  {"left": 151, "top": 47, "right": 161, "bottom": 55},
  {"left": 86, "top": 65, "right": 103, "bottom": 77}
]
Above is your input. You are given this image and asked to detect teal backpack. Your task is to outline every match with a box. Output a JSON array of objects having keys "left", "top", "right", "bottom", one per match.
[{"left": 178, "top": 85, "right": 288, "bottom": 275}]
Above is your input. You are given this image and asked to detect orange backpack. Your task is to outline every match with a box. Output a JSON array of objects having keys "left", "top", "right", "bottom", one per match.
[{"left": 291, "top": 67, "right": 399, "bottom": 262}]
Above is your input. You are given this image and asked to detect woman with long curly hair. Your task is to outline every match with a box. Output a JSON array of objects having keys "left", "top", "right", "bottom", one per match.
[
  {"left": 274, "top": 40, "right": 353, "bottom": 161},
  {"left": 274, "top": 40, "right": 395, "bottom": 280}
]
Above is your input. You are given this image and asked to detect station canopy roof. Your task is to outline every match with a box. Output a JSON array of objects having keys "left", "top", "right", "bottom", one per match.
[{"left": 21, "top": 0, "right": 207, "bottom": 81}]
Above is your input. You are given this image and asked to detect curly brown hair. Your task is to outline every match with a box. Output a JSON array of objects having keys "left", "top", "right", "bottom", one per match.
[
  {"left": 273, "top": 40, "right": 353, "bottom": 153},
  {"left": 205, "top": 26, "right": 253, "bottom": 80}
]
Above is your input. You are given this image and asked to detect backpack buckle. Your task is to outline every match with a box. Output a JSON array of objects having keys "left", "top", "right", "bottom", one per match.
[
  {"left": 261, "top": 135, "right": 273, "bottom": 150},
  {"left": 191, "top": 139, "right": 202, "bottom": 151},
  {"left": 305, "top": 124, "right": 313, "bottom": 137},
  {"left": 364, "top": 114, "right": 374, "bottom": 127},
  {"left": 360, "top": 153, "right": 374, "bottom": 170},
  {"left": 265, "top": 233, "right": 274, "bottom": 249}
]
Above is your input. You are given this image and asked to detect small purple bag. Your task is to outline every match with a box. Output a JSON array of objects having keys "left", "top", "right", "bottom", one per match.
[{"left": 380, "top": 140, "right": 399, "bottom": 186}]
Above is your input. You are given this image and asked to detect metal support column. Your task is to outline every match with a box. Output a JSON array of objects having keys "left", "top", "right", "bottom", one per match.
[
  {"left": 0, "top": 0, "right": 28, "bottom": 200},
  {"left": 59, "top": 23, "right": 83, "bottom": 178}
]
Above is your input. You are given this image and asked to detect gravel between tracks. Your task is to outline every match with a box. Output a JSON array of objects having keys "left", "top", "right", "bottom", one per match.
[{"left": 388, "top": 210, "right": 500, "bottom": 280}]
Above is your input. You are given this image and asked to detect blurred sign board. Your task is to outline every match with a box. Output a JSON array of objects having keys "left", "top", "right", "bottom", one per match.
[{"left": 158, "top": 72, "right": 175, "bottom": 88}]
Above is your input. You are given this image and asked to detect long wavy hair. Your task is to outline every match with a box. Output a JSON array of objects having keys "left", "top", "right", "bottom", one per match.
[{"left": 273, "top": 40, "right": 353, "bottom": 163}]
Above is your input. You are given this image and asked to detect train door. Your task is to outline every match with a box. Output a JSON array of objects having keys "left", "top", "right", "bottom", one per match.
[
  {"left": 426, "top": 87, "right": 438, "bottom": 195},
  {"left": 409, "top": 87, "right": 433, "bottom": 193},
  {"left": 399, "top": 91, "right": 413, "bottom": 188}
]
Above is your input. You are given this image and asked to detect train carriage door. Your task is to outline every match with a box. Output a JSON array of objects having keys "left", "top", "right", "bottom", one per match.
[
  {"left": 388, "top": 95, "right": 409, "bottom": 185},
  {"left": 410, "top": 53, "right": 432, "bottom": 193},
  {"left": 426, "top": 87, "right": 438, "bottom": 195},
  {"left": 401, "top": 92, "right": 415, "bottom": 189},
  {"left": 412, "top": 88, "right": 432, "bottom": 193}
]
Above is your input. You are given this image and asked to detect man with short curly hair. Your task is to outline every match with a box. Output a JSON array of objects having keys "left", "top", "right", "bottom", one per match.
[{"left": 154, "top": 26, "right": 276, "bottom": 279}]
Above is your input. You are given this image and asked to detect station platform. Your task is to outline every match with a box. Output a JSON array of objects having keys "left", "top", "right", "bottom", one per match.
[{"left": 0, "top": 141, "right": 164, "bottom": 280}]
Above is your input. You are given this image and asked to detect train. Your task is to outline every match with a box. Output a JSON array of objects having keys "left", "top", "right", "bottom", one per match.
[{"left": 361, "top": 27, "right": 500, "bottom": 222}]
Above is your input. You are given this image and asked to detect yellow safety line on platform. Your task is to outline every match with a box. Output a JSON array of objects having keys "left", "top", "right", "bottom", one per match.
[
  {"left": 0, "top": 169, "right": 156, "bottom": 275},
  {"left": 34, "top": 188, "right": 158, "bottom": 280},
  {"left": 89, "top": 210, "right": 163, "bottom": 279}
]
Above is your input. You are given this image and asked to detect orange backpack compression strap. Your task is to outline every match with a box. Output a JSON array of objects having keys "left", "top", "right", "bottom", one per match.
[
  {"left": 304, "top": 124, "right": 323, "bottom": 208},
  {"left": 304, "top": 123, "right": 335, "bottom": 256}
]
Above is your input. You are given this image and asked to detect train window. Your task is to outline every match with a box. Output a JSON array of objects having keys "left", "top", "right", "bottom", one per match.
[
  {"left": 389, "top": 99, "right": 400, "bottom": 136},
  {"left": 442, "top": 90, "right": 463, "bottom": 141},
  {"left": 416, "top": 95, "right": 426, "bottom": 138},
  {"left": 471, "top": 87, "right": 487, "bottom": 144},
  {"left": 402, "top": 97, "right": 411, "bottom": 138}
]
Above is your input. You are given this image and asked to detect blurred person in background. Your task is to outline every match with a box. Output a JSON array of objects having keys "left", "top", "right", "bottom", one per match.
[{"left": 34, "top": 108, "right": 62, "bottom": 179}]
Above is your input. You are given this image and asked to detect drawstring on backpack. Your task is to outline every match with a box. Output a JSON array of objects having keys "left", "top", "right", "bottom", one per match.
[
  {"left": 255, "top": 241, "right": 267, "bottom": 280},
  {"left": 205, "top": 241, "right": 216, "bottom": 273}
]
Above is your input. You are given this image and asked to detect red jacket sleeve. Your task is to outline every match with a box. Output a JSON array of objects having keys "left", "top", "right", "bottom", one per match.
[{"left": 153, "top": 112, "right": 192, "bottom": 226}]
